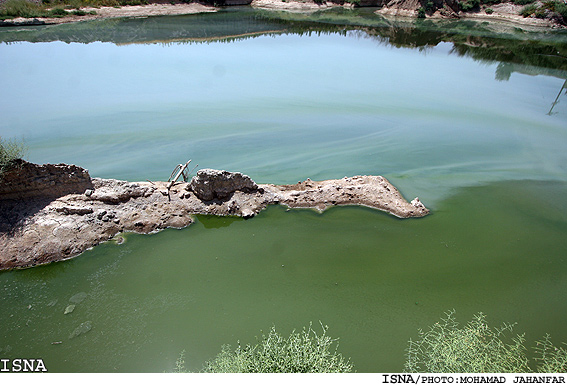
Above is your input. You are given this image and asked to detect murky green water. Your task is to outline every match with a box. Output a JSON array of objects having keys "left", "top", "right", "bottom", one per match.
[{"left": 0, "top": 8, "right": 566, "bottom": 372}]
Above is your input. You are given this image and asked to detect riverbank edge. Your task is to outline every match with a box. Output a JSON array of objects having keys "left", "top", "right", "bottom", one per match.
[
  {"left": 0, "top": 161, "right": 429, "bottom": 271},
  {"left": 0, "top": 0, "right": 563, "bottom": 29}
]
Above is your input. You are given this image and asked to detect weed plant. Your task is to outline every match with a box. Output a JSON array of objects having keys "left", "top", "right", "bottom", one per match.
[
  {"left": 405, "top": 310, "right": 567, "bottom": 373},
  {"left": 201, "top": 323, "right": 353, "bottom": 373},
  {"left": 0, "top": 137, "right": 26, "bottom": 179}
]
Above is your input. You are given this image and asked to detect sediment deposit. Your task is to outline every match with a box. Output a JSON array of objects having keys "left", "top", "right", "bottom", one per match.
[{"left": 0, "top": 161, "right": 429, "bottom": 270}]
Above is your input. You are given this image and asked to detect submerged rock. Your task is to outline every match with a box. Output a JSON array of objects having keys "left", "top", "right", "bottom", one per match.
[
  {"left": 64, "top": 304, "right": 76, "bottom": 315},
  {"left": 69, "top": 292, "right": 87, "bottom": 304},
  {"left": 69, "top": 321, "right": 93, "bottom": 339},
  {"left": 0, "top": 162, "right": 429, "bottom": 270}
]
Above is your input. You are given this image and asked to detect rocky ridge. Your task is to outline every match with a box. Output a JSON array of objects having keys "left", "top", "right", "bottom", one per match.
[{"left": 0, "top": 161, "right": 429, "bottom": 270}]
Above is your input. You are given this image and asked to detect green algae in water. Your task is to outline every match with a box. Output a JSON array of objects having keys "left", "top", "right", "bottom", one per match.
[{"left": 0, "top": 180, "right": 566, "bottom": 372}]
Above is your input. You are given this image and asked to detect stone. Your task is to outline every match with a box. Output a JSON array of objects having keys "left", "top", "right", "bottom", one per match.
[
  {"left": 189, "top": 169, "right": 258, "bottom": 201},
  {"left": 64, "top": 304, "right": 76, "bottom": 314}
]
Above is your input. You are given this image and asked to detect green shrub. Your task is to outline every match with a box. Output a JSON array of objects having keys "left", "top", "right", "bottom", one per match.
[
  {"left": 534, "top": 7, "right": 547, "bottom": 17},
  {"left": 513, "top": 0, "right": 535, "bottom": 5},
  {"left": 544, "top": 1, "right": 567, "bottom": 20},
  {"left": 480, "top": 0, "right": 501, "bottom": 5},
  {"left": 0, "top": 137, "right": 26, "bottom": 179},
  {"left": 49, "top": 6, "right": 68, "bottom": 16},
  {"left": 201, "top": 323, "right": 353, "bottom": 373},
  {"left": 557, "top": 1, "right": 567, "bottom": 19},
  {"left": 485, "top": 7, "right": 494, "bottom": 13},
  {"left": 0, "top": 0, "right": 45, "bottom": 19},
  {"left": 459, "top": 0, "right": 480, "bottom": 11},
  {"left": 404, "top": 310, "right": 567, "bottom": 373},
  {"left": 520, "top": 3, "right": 537, "bottom": 16},
  {"left": 417, "top": 7, "right": 426, "bottom": 17}
]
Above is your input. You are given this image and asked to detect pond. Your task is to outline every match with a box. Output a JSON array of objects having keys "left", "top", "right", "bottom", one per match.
[{"left": 0, "top": 7, "right": 566, "bottom": 372}]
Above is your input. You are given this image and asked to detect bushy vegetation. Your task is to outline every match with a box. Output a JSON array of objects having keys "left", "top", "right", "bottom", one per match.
[
  {"left": 520, "top": 3, "right": 539, "bottom": 16},
  {"left": 519, "top": 0, "right": 567, "bottom": 21},
  {"left": 404, "top": 310, "right": 567, "bottom": 373},
  {"left": 0, "top": 0, "right": 46, "bottom": 19},
  {"left": 0, "top": 137, "right": 25, "bottom": 179},
  {"left": 0, "top": 0, "right": 152, "bottom": 20},
  {"left": 173, "top": 313, "right": 567, "bottom": 373},
  {"left": 456, "top": 0, "right": 502, "bottom": 12},
  {"left": 200, "top": 323, "right": 353, "bottom": 373},
  {"left": 480, "top": 0, "right": 502, "bottom": 5},
  {"left": 459, "top": 0, "right": 480, "bottom": 11},
  {"left": 0, "top": 0, "right": 97, "bottom": 19}
]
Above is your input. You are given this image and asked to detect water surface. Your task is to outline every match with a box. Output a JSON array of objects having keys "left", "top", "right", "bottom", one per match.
[{"left": 0, "top": 8, "right": 566, "bottom": 372}]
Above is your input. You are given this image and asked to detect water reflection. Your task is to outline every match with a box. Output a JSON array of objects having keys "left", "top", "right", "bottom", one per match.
[
  {"left": 1, "top": 7, "right": 566, "bottom": 81},
  {"left": 548, "top": 79, "right": 566, "bottom": 115},
  {"left": 197, "top": 214, "right": 246, "bottom": 229}
]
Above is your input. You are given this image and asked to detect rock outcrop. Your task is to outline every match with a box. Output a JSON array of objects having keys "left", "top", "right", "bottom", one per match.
[
  {"left": 0, "top": 159, "right": 93, "bottom": 200},
  {"left": 189, "top": 169, "right": 259, "bottom": 201},
  {"left": 0, "top": 163, "right": 429, "bottom": 270}
]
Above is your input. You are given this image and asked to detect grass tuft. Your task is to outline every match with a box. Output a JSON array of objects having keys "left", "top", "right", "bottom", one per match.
[{"left": 0, "top": 137, "right": 26, "bottom": 179}]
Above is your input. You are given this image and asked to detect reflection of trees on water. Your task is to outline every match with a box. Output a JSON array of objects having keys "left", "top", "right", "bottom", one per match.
[
  {"left": 1, "top": 7, "right": 566, "bottom": 86},
  {"left": 548, "top": 79, "right": 566, "bottom": 115}
]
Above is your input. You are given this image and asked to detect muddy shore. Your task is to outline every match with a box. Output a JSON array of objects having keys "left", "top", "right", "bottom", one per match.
[{"left": 0, "top": 161, "right": 429, "bottom": 270}]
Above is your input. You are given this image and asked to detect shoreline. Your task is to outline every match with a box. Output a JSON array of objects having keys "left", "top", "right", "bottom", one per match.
[
  {"left": 0, "top": 2, "right": 217, "bottom": 26},
  {"left": 0, "top": 0, "right": 564, "bottom": 29}
]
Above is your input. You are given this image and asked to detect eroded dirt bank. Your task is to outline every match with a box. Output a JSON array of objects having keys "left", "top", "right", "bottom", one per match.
[{"left": 0, "top": 161, "right": 429, "bottom": 270}]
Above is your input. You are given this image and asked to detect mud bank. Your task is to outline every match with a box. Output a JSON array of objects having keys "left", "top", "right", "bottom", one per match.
[{"left": 0, "top": 161, "right": 429, "bottom": 270}]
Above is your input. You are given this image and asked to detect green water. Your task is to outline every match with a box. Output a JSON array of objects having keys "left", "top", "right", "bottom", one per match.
[{"left": 1, "top": 8, "right": 567, "bottom": 372}]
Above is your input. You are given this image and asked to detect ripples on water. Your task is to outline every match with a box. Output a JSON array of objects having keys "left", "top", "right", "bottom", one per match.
[{"left": 0, "top": 8, "right": 566, "bottom": 372}]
